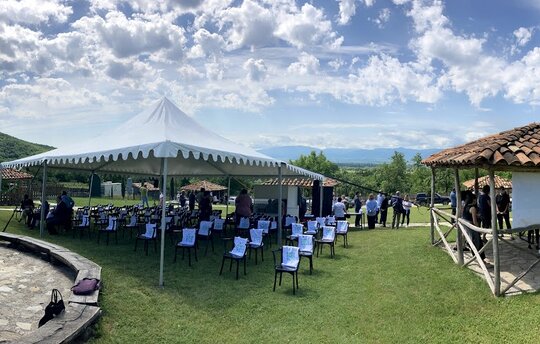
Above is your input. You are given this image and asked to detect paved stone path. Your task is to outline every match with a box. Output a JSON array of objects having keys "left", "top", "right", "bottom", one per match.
[{"left": 0, "top": 243, "right": 74, "bottom": 342}]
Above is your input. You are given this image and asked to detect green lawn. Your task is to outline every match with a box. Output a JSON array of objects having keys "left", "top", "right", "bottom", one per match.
[{"left": 2, "top": 211, "right": 538, "bottom": 343}]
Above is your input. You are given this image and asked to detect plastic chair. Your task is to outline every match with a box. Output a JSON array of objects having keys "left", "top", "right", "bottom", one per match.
[
  {"left": 134, "top": 223, "right": 157, "bottom": 255},
  {"left": 272, "top": 246, "right": 300, "bottom": 295},
  {"left": 219, "top": 237, "right": 248, "bottom": 280},
  {"left": 174, "top": 228, "right": 197, "bottom": 266}
]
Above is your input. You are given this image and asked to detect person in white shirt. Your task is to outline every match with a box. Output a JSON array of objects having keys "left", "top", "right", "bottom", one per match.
[
  {"left": 332, "top": 197, "right": 347, "bottom": 220},
  {"left": 376, "top": 190, "right": 385, "bottom": 223},
  {"left": 401, "top": 194, "right": 414, "bottom": 227}
]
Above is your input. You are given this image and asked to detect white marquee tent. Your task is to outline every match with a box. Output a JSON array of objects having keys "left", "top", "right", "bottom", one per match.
[{"left": 0, "top": 97, "right": 324, "bottom": 286}]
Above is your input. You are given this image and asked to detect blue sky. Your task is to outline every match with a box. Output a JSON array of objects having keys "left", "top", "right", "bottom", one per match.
[{"left": 0, "top": 0, "right": 539, "bottom": 150}]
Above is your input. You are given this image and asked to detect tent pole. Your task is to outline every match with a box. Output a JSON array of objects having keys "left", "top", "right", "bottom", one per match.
[
  {"left": 159, "top": 158, "right": 168, "bottom": 287},
  {"left": 40, "top": 162, "right": 48, "bottom": 238},
  {"left": 278, "top": 164, "right": 283, "bottom": 245},
  {"left": 226, "top": 176, "right": 231, "bottom": 218},
  {"left": 489, "top": 169, "right": 500, "bottom": 296},
  {"left": 319, "top": 182, "right": 323, "bottom": 217},
  {"left": 88, "top": 171, "right": 94, "bottom": 208},
  {"left": 0, "top": 167, "right": 3, "bottom": 205},
  {"left": 430, "top": 167, "right": 436, "bottom": 245},
  {"left": 454, "top": 168, "right": 463, "bottom": 265}
]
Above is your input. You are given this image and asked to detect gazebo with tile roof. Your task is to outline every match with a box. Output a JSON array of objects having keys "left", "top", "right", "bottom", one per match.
[
  {"left": 462, "top": 175, "right": 512, "bottom": 192},
  {"left": 180, "top": 180, "right": 227, "bottom": 192},
  {"left": 422, "top": 122, "right": 540, "bottom": 296},
  {"left": 0, "top": 168, "right": 33, "bottom": 205}
]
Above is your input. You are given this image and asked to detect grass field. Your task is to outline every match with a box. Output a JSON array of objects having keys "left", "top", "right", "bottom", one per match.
[{"left": 1, "top": 210, "right": 540, "bottom": 343}]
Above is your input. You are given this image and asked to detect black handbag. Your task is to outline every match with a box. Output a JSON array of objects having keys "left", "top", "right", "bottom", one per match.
[{"left": 38, "top": 289, "right": 65, "bottom": 327}]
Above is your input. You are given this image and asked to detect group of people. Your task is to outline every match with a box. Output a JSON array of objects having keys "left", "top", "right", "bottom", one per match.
[
  {"left": 19, "top": 191, "right": 74, "bottom": 235},
  {"left": 364, "top": 191, "right": 414, "bottom": 230},
  {"left": 460, "top": 185, "right": 512, "bottom": 266}
]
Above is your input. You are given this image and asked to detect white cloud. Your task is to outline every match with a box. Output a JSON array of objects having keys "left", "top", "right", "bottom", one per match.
[
  {"left": 373, "top": 8, "right": 390, "bottom": 28},
  {"left": 0, "top": 0, "right": 72, "bottom": 25},
  {"left": 243, "top": 58, "right": 267, "bottom": 81},
  {"left": 328, "top": 58, "right": 345, "bottom": 70},
  {"left": 337, "top": 0, "right": 357, "bottom": 25},
  {"left": 275, "top": 3, "right": 343, "bottom": 49},
  {"left": 287, "top": 52, "right": 320, "bottom": 75},
  {"left": 189, "top": 28, "right": 226, "bottom": 58},
  {"left": 514, "top": 27, "right": 532, "bottom": 47}
]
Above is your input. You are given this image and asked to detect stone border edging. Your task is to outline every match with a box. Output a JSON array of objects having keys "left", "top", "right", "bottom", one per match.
[{"left": 0, "top": 232, "right": 102, "bottom": 344}]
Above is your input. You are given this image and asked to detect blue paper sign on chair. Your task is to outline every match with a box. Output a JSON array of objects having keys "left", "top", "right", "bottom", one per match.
[
  {"left": 250, "top": 229, "right": 263, "bottom": 246},
  {"left": 199, "top": 221, "right": 213, "bottom": 236},
  {"left": 230, "top": 237, "right": 248, "bottom": 257},
  {"left": 298, "top": 235, "right": 313, "bottom": 253},
  {"left": 282, "top": 246, "right": 300, "bottom": 269},
  {"left": 322, "top": 226, "right": 335, "bottom": 241},
  {"left": 257, "top": 220, "right": 270, "bottom": 234},
  {"left": 291, "top": 223, "right": 303, "bottom": 238},
  {"left": 144, "top": 223, "right": 157, "bottom": 238},
  {"left": 336, "top": 221, "right": 348, "bottom": 233},
  {"left": 238, "top": 217, "right": 250, "bottom": 229},
  {"left": 181, "top": 228, "right": 196, "bottom": 246}
]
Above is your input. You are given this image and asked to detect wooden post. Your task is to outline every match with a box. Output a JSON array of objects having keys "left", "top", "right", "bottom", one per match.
[
  {"left": 226, "top": 176, "right": 230, "bottom": 217},
  {"left": 430, "top": 167, "right": 436, "bottom": 245},
  {"left": 88, "top": 171, "right": 94, "bottom": 207},
  {"left": 39, "top": 162, "right": 47, "bottom": 238},
  {"left": 278, "top": 164, "right": 283, "bottom": 245},
  {"left": 489, "top": 169, "right": 500, "bottom": 296},
  {"left": 0, "top": 167, "right": 3, "bottom": 205},
  {"left": 159, "top": 158, "right": 168, "bottom": 287},
  {"left": 454, "top": 168, "right": 463, "bottom": 265},
  {"left": 319, "top": 182, "right": 323, "bottom": 217},
  {"left": 474, "top": 168, "right": 479, "bottom": 195}
]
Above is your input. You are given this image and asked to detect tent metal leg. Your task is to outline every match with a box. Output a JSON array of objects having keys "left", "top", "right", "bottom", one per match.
[{"left": 159, "top": 158, "right": 168, "bottom": 287}]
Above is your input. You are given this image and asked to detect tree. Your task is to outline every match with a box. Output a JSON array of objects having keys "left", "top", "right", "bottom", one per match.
[
  {"left": 290, "top": 151, "right": 339, "bottom": 177},
  {"left": 409, "top": 153, "right": 431, "bottom": 194},
  {"left": 372, "top": 151, "right": 408, "bottom": 194}
]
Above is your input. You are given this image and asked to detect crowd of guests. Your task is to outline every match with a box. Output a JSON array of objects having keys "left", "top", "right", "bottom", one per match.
[{"left": 18, "top": 191, "right": 74, "bottom": 235}]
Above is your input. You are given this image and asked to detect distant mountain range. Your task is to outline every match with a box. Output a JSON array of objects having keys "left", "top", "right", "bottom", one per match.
[
  {"left": 257, "top": 146, "right": 441, "bottom": 165},
  {"left": 0, "top": 132, "right": 54, "bottom": 163}
]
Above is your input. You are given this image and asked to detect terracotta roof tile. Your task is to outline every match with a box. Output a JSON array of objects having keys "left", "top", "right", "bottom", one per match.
[
  {"left": 1, "top": 168, "right": 33, "bottom": 180},
  {"left": 462, "top": 175, "right": 512, "bottom": 190},
  {"left": 422, "top": 122, "right": 540, "bottom": 169},
  {"left": 181, "top": 180, "right": 227, "bottom": 192},
  {"left": 260, "top": 178, "right": 338, "bottom": 188}
]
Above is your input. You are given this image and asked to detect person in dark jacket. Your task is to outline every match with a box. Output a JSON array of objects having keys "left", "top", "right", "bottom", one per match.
[
  {"left": 379, "top": 194, "right": 389, "bottom": 227},
  {"left": 198, "top": 191, "right": 212, "bottom": 222},
  {"left": 46, "top": 196, "right": 70, "bottom": 235}
]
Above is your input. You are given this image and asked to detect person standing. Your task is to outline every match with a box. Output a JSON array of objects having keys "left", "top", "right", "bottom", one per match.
[
  {"left": 198, "top": 191, "right": 212, "bottom": 222},
  {"left": 376, "top": 190, "right": 384, "bottom": 223},
  {"left": 379, "top": 194, "right": 389, "bottom": 227},
  {"left": 20, "top": 194, "right": 35, "bottom": 227},
  {"left": 235, "top": 189, "right": 253, "bottom": 224},
  {"left": 298, "top": 194, "right": 307, "bottom": 221},
  {"left": 179, "top": 191, "right": 187, "bottom": 208},
  {"left": 353, "top": 192, "right": 362, "bottom": 227},
  {"left": 366, "top": 193, "right": 378, "bottom": 229},
  {"left": 401, "top": 194, "right": 413, "bottom": 228},
  {"left": 391, "top": 191, "right": 403, "bottom": 229},
  {"left": 188, "top": 191, "right": 196, "bottom": 212},
  {"left": 463, "top": 191, "right": 490, "bottom": 266},
  {"left": 478, "top": 185, "right": 491, "bottom": 229},
  {"left": 450, "top": 188, "right": 457, "bottom": 224},
  {"left": 140, "top": 183, "right": 149, "bottom": 208},
  {"left": 496, "top": 188, "right": 512, "bottom": 238},
  {"left": 332, "top": 197, "right": 347, "bottom": 221}
]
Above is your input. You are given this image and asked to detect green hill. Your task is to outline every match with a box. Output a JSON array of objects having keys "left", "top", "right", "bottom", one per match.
[{"left": 0, "top": 132, "right": 54, "bottom": 163}]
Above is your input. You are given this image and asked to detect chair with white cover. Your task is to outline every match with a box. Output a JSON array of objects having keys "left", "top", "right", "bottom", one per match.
[
  {"left": 134, "top": 223, "right": 157, "bottom": 255},
  {"left": 219, "top": 237, "right": 248, "bottom": 280},
  {"left": 326, "top": 216, "right": 336, "bottom": 226},
  {"left": 316, "top": 226, "right": 336, "bottom": 258},
  {"left": 174, "top": 228, "right": 198, "bottom": 266},
  {"left": 248, "top": 228, "right": 264, "bottom": 264},
  {"left": 212, "top": 218, "right": 226, "bottom": 240},
  {"left": 97, "top": 216, "right": 118, "bottom": 245},
  {"left": 305, "top": 220, "right": 319, "bottom": 238},
  {"left": 315, "top": 217, "right": 326, "bottom": 229},
  {"left": 335, "top": 220, "right": 349, "bottom": 247},
  {"left": 236, "top": 216, "right": 251, "bottom": 237},
  {"left": 197, "top": 220, "right": 214, "bottom": 255},
  {"left": 257, "top": 220, "right": 272, "bottom": 248},
  {"left": 272, "top": 246, "right": 300, "bottom": 295},
  {"left": 286, "top": 223, "right": 304, "bottom": 245},
  {"left": 73, "top": 215, "right": 91, "bottom": 239},
  {"left": 298, "top": 234, "right": 315, "bottom": 275},
  {"left": 124, "top": 213, "right": 139, "bottom": 238}
]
